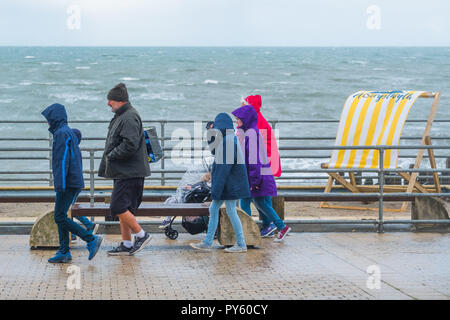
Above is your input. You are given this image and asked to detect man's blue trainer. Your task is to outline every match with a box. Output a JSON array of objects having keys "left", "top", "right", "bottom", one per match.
[
  {"left": 48, "top": 251, "right": 72, "bottom": 263},
  {"left": 87, "top": 235, "right": 103, "bottom": 260}
]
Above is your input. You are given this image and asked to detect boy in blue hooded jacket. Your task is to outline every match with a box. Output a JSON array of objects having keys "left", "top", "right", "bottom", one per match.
[{"left": 41, "top": 103, "right": 102, "bottom": 263}]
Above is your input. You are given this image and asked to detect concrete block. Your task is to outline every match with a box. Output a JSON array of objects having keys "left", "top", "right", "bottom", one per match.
[
  {"left": 411, "top": 197, "right": 450, "bottom": 231},
  {"left": 218, "top": 206, "right": 261, "bottom": 247},
  {"left": 272, "top": 196, "right": 285, "bottom": 220},
  {"left": 29, "top": 210, "right": 60, "bottom": 249}
]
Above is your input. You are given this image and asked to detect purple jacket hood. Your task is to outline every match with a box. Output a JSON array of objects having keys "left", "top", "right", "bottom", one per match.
[{"left": 231, "top": 105, "right": 258, "bottom": 131}]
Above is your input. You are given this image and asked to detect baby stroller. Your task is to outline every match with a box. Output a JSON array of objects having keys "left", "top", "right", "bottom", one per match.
[{"left": 163, "top": 159, "right": 212, "bottom": 240}]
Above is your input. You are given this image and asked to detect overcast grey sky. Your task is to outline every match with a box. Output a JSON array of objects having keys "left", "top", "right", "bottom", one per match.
[{"left": 1, "top": 0, "right": 449, "bottom": 46}]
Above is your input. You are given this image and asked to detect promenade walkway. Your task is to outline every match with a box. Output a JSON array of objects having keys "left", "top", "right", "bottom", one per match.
[{"left": 0, "top": 233, "right": 448, "bottom": 300}]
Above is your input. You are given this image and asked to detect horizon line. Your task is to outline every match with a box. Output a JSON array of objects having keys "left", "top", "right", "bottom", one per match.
[{"left": 1, "top": 45, "right": 450, "bottom": 48}]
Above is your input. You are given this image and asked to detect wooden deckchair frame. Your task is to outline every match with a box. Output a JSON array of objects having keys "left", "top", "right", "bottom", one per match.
[{"left": 320, "top": 91, "right": 441, "bottom": 212}]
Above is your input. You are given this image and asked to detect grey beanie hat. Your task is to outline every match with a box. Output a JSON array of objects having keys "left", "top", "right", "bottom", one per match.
[{"left": 107, "top": 83, "right": 129, "bottom": 102}]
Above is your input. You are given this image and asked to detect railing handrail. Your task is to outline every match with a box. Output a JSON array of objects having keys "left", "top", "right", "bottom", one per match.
[
  {"left": 1, "top": 144, "right": 450, "bottom": 152},
  {"left": 2, "top": 119, "right": 450, "bottom": 123}
]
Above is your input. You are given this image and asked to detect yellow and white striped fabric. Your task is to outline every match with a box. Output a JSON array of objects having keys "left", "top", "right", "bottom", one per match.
[{"left": 328, "top": 90, "right": 425, "bottom": 169}]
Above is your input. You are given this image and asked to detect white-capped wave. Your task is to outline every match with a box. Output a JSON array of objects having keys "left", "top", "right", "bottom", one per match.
[
  {"left": 120, "top": 77, "right": 139, "bottom": 81},
  {"left": 24, "top": 56, "right": 35, "bottom": 59},
  {"left": 204, "top": 79, "right": 219, "bottom": 84},
  {"left": 138, "top": 92, "right": 185, "bottom": 101},
  {"left": 0, "top": 99, "right": 14, "bottom": 103},
  {"left": 70, "top": 80, "right": 96, "bottom": 85},
  {"left": 75, "top": 66, "right": 91, "bottom": 70},
  {"left": 49, "top": 93, "right": 101, "bottom": 104},
  {"left": 19, "top": 81, "right": 33, "bottom": 86},
  {"left": 41, "top": 62, "right": 62, "bottom": 65},
  {"left": 349, "top": 60, "right": 368, "bottom": 65},
  {"left": 0, "top": 84, "right": 17, "bottom": 89}
]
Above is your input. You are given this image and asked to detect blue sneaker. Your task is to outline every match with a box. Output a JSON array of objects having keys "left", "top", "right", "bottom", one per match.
[
  {"left": 159, "top": 217, "right": 172, "bottom": 229},
  {"left": 86, "top": 223, "right": 99, "bottom": 235},
  {"left": 260, "top": 223, "right": 277, "bottom": 238},
  {"left": 86, "top": 235, "right": 103, "bottom": 260},
  {"left": 48, "top": 251, "right": 71, "bottom": 263}
]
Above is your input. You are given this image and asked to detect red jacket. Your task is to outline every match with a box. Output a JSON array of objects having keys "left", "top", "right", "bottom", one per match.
[{"left": 245, "top": 95, "right": 282, "bottom": 177}]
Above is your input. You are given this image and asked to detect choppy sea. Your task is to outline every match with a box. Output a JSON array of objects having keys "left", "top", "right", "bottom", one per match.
[{"left": 1, "top": 47, "right": 449, "bottom": 184}]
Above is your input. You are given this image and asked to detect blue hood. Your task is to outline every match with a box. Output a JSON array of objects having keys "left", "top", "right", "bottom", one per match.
[
  {"left": 72, "top": 128, "right": 82, "bottom": 145},
  {"left": 214, "top": 113, "right": 234, "bottom": 136},
  {"left": 41, "top": 103, "right": 68, "bottom": 134}
]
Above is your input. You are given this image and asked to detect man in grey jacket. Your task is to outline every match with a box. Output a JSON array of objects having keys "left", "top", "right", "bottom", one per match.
[{"left": 99, "top": 83, "right": 151, "bottom": 255}]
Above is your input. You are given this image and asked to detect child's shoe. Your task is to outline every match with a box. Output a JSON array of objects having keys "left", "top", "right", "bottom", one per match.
[
  {"left": 87, "top": 235, "right": 103, "bottom": 260},
  {"left": 48, "top": 251, "right": 72, "bottom": 263},
  {"left": 274, "top": 226, "right": 291, "bottom": 243},
  {"left": 190, "top": 242, "right": 212, "bottom": 251},
  {"left": 224, "top": 245, "right": 247, "bottom": 253},
  {"left": 159, "top": 217, "right": 172, "bottom": 229},
  {"left": 260, "top": 223, "right": 277, "bottom": 238}
]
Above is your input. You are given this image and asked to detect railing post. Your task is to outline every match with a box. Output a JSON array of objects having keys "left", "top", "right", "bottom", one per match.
[
  {"left": 89, "top": 150, "right": 95, "bottom": 222},
  {"left": 89, "top": 150, "right": 95, "bottom": 207},
  {"left": 378, "top": 147, "right": 385, "bottom": 233},
  {"left": 160, "top": 121, "right": 166, "bottom": 186}
]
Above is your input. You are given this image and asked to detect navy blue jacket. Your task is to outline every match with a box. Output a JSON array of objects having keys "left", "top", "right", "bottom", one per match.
[
  {"left": 208, "top": 113, "right": 251, "bottom": 200},
  {"left": 42, "top": 103, "right": 84, "bottom": 192}
]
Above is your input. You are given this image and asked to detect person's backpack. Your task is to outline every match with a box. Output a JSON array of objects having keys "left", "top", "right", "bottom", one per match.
[{"left": 144, "top": 126, "right": 164, "bottom": 163}]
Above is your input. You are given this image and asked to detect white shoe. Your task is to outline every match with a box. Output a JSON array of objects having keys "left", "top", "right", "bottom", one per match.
[
  {"left": 224, "top": 245, "right": 247, "bottom": 253},
  {"left": 190, "top": 242, "right": 212, "bottom": 251}
]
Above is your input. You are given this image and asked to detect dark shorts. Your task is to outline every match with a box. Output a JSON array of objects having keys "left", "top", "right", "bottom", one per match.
[{"left": 110, "top": 177, "right": 145, "bottom": 216}]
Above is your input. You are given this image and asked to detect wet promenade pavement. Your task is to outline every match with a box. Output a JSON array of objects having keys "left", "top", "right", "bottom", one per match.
[{"left": 0, "top": 233, "right": 448, "bottom": 300}]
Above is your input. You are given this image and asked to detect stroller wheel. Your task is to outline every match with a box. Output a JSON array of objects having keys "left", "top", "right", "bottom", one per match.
[
  {"left": 164, "top": 227, "right": 179, "bottom": 240},
  {"left": 168, "top": 230, "right": 179, "bottom": 240}
]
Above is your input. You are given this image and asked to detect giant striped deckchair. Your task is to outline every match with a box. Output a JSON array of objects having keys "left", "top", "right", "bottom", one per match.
[{"left": 320, "top": 90, "right": 441, "bottom": 212}]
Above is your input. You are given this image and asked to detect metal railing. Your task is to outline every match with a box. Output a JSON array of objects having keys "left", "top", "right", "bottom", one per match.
[
  {"left": 1, "top": 144, "right": 450, "bottom": 232},
  {"left": 1, "top": 119, "right": 450, "bottom": 186},
  {"left": 1, "top": 120, "right": 450, "bottom": 232}
]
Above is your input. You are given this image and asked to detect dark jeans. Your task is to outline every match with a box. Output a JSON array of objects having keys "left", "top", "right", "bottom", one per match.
[
  {"left": 240, "top": 197, "right": 272, "bottom": 229},
  {"left": 54, "top": 188, "right": 94, "bottom": 253},
  {"left": 241, "top": 196, "right": 286, "bottom": 231},
  {"left": 74, "top": 216, "right": 94, "bottom": 229}
]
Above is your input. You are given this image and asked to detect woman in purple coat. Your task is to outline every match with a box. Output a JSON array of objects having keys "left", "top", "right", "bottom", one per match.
[{"left": 232, "top": 105, "right": 291, "bottom": 242}]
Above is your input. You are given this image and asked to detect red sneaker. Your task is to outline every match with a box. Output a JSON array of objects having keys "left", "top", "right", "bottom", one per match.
[{"left": 274, "top": 226, "right": 291, "bottom": 243}]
